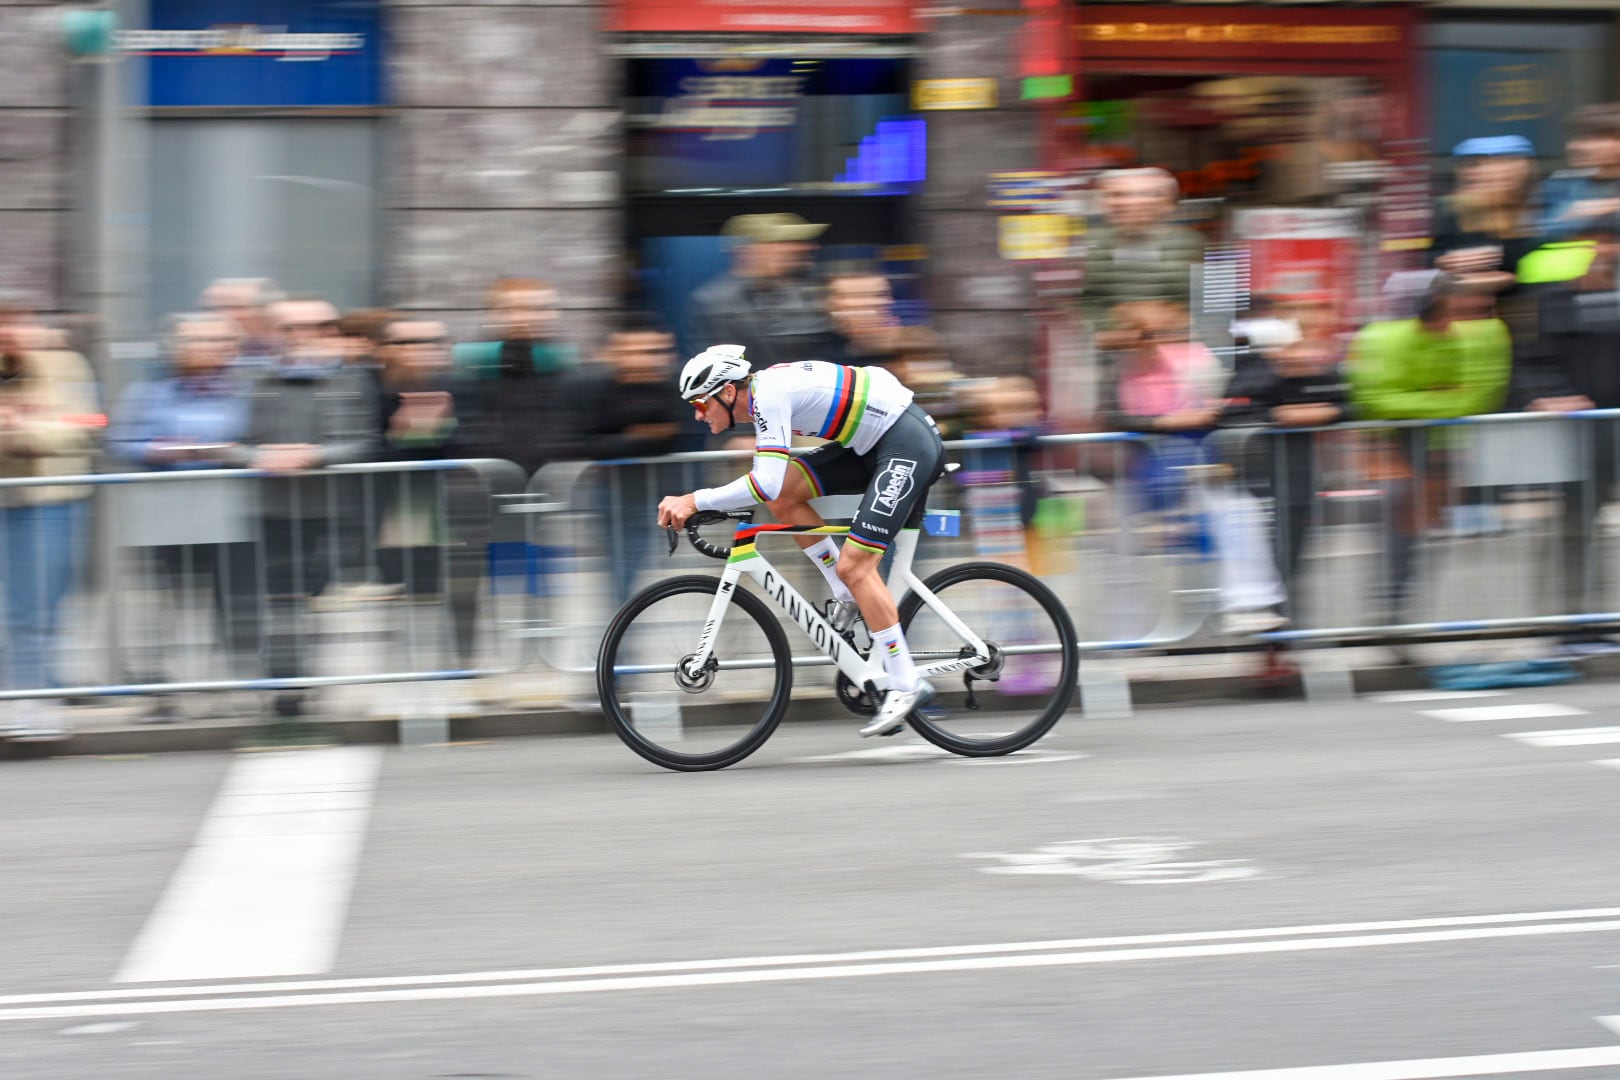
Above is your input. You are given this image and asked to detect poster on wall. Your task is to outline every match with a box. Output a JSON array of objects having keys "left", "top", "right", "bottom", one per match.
[
  {"left": 610, "top": 0, "right": 916, "bottom": 35},
  {"left": 121, "top": 0, "right": 383, "bottom": 107},
  {"left": 1233, "top": 208, "right": 1363, "bottom": 323}
]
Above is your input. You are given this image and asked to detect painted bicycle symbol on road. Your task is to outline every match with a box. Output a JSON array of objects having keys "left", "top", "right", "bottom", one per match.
[{"left": 963, "top": 836, "right": 1264, "bottom": 884}]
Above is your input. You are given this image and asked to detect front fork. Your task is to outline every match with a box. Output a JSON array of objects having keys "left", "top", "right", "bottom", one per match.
[{"left": 682, "top": 568, "right": 743, "bottom": 681}]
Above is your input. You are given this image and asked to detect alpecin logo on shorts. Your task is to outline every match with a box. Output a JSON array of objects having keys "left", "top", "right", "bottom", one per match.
[{"left": 871, "top": 458, "right": 917, "bottom": 517}]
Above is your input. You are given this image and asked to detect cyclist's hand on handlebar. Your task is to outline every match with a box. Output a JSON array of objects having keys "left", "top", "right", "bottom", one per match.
[{"left": 657, "top": 493, "right": 699, "bottom": 530}]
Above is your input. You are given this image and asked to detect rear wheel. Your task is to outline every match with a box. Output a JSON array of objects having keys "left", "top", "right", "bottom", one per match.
[
  {"left": 596, "top": 575, "right": 791, "bottom": 771},
  {"left": 898, "top": 562, "right": 1078, "bottom": 756}
]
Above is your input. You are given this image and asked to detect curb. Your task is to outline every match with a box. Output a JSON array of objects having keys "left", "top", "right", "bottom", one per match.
[{"left": 6, "top": 655, "right": 1617, "bottom": 760}]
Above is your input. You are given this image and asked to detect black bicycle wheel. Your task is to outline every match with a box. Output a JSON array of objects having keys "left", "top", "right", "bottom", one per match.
[
  {"left": 898, "top": 562, "right": 1078, "bottom": 756},
  {"left": 596, "top": 575, "right": 792, "bottom": 771}
]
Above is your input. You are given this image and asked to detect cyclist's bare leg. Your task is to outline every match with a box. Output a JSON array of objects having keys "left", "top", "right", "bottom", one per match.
[{"left": 833, "top": 544, "right": 897, "bottom": 630}]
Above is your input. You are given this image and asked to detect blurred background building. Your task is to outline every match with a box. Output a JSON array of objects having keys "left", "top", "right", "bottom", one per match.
[{"left": 4, "top": 0, "right": 1620, "bottom": 392}]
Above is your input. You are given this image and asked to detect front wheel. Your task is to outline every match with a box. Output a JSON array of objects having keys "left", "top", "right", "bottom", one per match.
[
  {"left": 596, "top": 575, "right": 792, "bottom": 771},
  {"left": 898, "top": 562, "right": 1078, "bottom": 756}
]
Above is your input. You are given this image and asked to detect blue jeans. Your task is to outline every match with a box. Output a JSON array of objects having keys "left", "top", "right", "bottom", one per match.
[{"left": 0, "top": 501, "right": 87, "bottom": 691}]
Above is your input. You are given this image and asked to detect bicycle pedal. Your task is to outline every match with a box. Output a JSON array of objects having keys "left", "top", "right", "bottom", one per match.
[{"left": 916, "top": 704, "right": 949, "bottom": 722}]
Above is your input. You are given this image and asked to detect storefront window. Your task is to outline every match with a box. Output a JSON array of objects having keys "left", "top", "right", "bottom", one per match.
[{"left": 1078, "top": 73, "right": 1390, "bottom": 210}]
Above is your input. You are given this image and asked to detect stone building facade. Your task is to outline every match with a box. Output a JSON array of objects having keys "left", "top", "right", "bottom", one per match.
[{"left": 0, "top": 0, "right": 1046, "bottom": 375}]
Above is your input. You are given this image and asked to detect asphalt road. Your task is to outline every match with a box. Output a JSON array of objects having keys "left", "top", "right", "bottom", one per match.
[{"left": 4, "top": 681, "right": 1620, "bottom": 1079}]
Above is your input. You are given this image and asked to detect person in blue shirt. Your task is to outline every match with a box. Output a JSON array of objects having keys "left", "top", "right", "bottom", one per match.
[
  {"left": 1541, "top": 105, "right": 1620, "bottom": 239},
  {"left": 108, "top": 312, "right": 256, "bottom": 720}
]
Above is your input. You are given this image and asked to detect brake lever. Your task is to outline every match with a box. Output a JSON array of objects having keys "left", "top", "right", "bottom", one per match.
[{"left": 666, "top": 526, "right": 680, "bottom": 557}]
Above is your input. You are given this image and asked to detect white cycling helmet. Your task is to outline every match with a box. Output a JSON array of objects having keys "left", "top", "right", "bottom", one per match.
[{"left": 679, "top": 344, "right": 750, "bottom": 403}]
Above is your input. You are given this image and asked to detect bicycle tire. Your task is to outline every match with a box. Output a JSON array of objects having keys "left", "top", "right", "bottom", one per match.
[
  {"left": 596, "top": 575, "right": 792, "bottom": 772},
  {"left": 898, "top": 561, "right": 1078, "bottom": 756}
]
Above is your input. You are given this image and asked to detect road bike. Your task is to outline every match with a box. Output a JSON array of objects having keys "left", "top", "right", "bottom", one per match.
[{"left": 595, "top": 509, "right": 1079, "bottom": 771}]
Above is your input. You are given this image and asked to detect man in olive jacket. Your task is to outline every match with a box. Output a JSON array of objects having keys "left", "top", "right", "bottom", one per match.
[{"left": 1082, "top": 168, "right": 1206, "bottom": 328}]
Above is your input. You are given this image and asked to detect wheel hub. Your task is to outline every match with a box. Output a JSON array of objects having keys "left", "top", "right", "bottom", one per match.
[
  {"left": 967, "top": 642, "right": 1005, "bottom": 682},
  {"left": 675, "top": 654, "right": 715, "bottom": 693}
]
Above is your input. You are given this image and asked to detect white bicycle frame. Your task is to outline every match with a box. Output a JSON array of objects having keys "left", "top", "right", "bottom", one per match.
[{"left": 680, "top": 524, "right": 993, "bottom": 695}]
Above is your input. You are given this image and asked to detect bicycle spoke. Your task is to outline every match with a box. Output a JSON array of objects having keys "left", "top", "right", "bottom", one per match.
[
  {"left": 900, "top": 563, "right": 1078, "bottom": 755},
  {"left": 598, "top": 576, "right": 790, "bottom": 770}
]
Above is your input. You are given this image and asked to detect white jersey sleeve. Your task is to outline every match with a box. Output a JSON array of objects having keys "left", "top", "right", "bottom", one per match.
[{"left": 693, "top": 376, "right": 794, "bottom": 511}]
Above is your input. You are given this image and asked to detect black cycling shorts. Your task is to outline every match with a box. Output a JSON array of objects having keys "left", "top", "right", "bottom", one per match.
[{"left": 791, "top": 403, "right": 945, "bottom": 555}]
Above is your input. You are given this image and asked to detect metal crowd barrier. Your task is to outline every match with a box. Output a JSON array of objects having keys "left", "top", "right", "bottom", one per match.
[
  {"left": 1, "top": 459, "right": 526, "bottom": 713},
  {"left": 1234, "top": 409, "right": 1620, "bottom": 645},
  {"left": 518, "top": 432, "right": 1230, "bottom": 681},
  {"left": 19, "top": 413, "right": 1596, "bottom": 720},
  {"left": 517, "top": 412, "right": 1620, "bottom": 678}
]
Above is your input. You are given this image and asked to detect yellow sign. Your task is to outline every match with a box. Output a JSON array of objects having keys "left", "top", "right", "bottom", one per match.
[
  {"left": 998, "top": 215, "right": 1071, "bottom": 261},
  {"left": 1475, "top": 64, "right": 1558, "bottom": 124},
  {"left": 913, "top": 78, "right": 998, "bottom": 112},
  {"left": 1080, "top": 22, "right": 1401, "bottom": 46}
]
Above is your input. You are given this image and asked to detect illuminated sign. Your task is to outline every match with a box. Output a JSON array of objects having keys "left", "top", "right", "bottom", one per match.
[
  {"left": 1080, "top": 22, "right": 1401, "bottom": 47},
  {"left": 999, "top": 214, "right": 1072, "bottom": 261},
  {"left": 914, "top": 78, "right": 998, "bottom": 111}
]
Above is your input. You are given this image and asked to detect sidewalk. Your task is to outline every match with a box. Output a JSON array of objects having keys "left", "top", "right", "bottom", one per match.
[{"left": 8, "top": 642, "right": 1617, "bottom": 760}]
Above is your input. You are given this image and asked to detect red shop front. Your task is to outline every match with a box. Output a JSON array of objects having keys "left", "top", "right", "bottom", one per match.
[
  {"left": 1044, "top": 4, "right": 1428, "bottom": 321},
  {"left": 1051, "top": 4, "right": 1422, "bottom": 207}
]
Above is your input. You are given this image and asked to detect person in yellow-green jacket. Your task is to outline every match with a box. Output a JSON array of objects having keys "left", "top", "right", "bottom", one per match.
[{"left": 1348, "top": 272, "right": 1512, "bottom": 623}]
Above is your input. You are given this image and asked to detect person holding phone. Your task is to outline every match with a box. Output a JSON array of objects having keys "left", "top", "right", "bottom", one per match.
[{"left": 1430, "top": 136, "right": 1545, "bottom": 298}]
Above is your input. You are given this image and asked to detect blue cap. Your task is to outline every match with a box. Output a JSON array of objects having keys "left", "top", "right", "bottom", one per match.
[{"left": 1453, "top": 135, "right": 1536, "bottom": 158}]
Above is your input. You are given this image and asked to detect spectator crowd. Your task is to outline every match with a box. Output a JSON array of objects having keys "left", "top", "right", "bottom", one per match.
[{"left": 8, "top": 103, "right": 1620, "bottom": 737}]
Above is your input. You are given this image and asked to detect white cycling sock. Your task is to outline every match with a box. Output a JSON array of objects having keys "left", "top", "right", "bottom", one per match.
[
  {"left": 872, "top": 622, "right": 919, "bottom": 694},
  {"left": 804, "top": 537, "right": 855, "bottom": 603}
]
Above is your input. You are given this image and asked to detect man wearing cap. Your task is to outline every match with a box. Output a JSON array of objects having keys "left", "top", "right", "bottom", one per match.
[{"left": 688, "top": 213, "right": 834, "bottom": 369}]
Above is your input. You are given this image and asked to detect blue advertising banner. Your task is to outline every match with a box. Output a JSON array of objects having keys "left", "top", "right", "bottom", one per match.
[
  {"left": 627, "top": 58, "right": 914, "bottom": 190},
  {"left": 122, "top": 0, "right": 382, "bottom": 108},
  {"left": 1430, "top": 48, "right": 1563, "bottom": 158}
]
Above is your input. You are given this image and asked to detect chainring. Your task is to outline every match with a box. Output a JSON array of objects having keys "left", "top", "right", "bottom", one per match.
[{"left": 835, "top": 672, "right": 878, "bottom": 716}]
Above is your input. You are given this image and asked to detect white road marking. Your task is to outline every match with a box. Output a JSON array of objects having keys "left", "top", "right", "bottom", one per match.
[
  {"left": 9, "top": 910, "right": 1620, "bottom": 1020},
  {"left": 1599, "top": 1015, "right": 1620, "bottom": 1037},
  {"left": 1096, "top": 1044, "right": 1620, "bottom": 1079},
  {"left": 1596, "top": 760, "right": 1620, "bottom": 773},
  {"left": 1503, "top": 727, "right": 1620, "bottom": 748},
  {"left": 60, "top": 1021, "right": 141, "bottom": 1035},
  {"left": 1419, "top": 704, "right": 1588, "bottom": 724},
  {"left": 15, "top": 906, "right": 1620, "bottom": 1008},
  {"left": 965, "top": 837, "right": 1263, "bottom": 884},
  {"left": 1365, "top": 691, "right": 1509, "bottom": 703},
  {"left": 114, "top": 747, "right": 383, "bottom": 984},
  {"left": 789, "top": 743, "right": 1084, "bottom": 765}
]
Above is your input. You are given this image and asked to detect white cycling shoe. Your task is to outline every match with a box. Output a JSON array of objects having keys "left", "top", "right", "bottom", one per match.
[{"left": 860, "top": 680, "right": 934, "bottom": 738}]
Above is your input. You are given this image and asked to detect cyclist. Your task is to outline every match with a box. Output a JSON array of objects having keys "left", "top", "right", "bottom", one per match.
[{"left": 657, "top": 344, "right": 945, "bottom": 736}]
